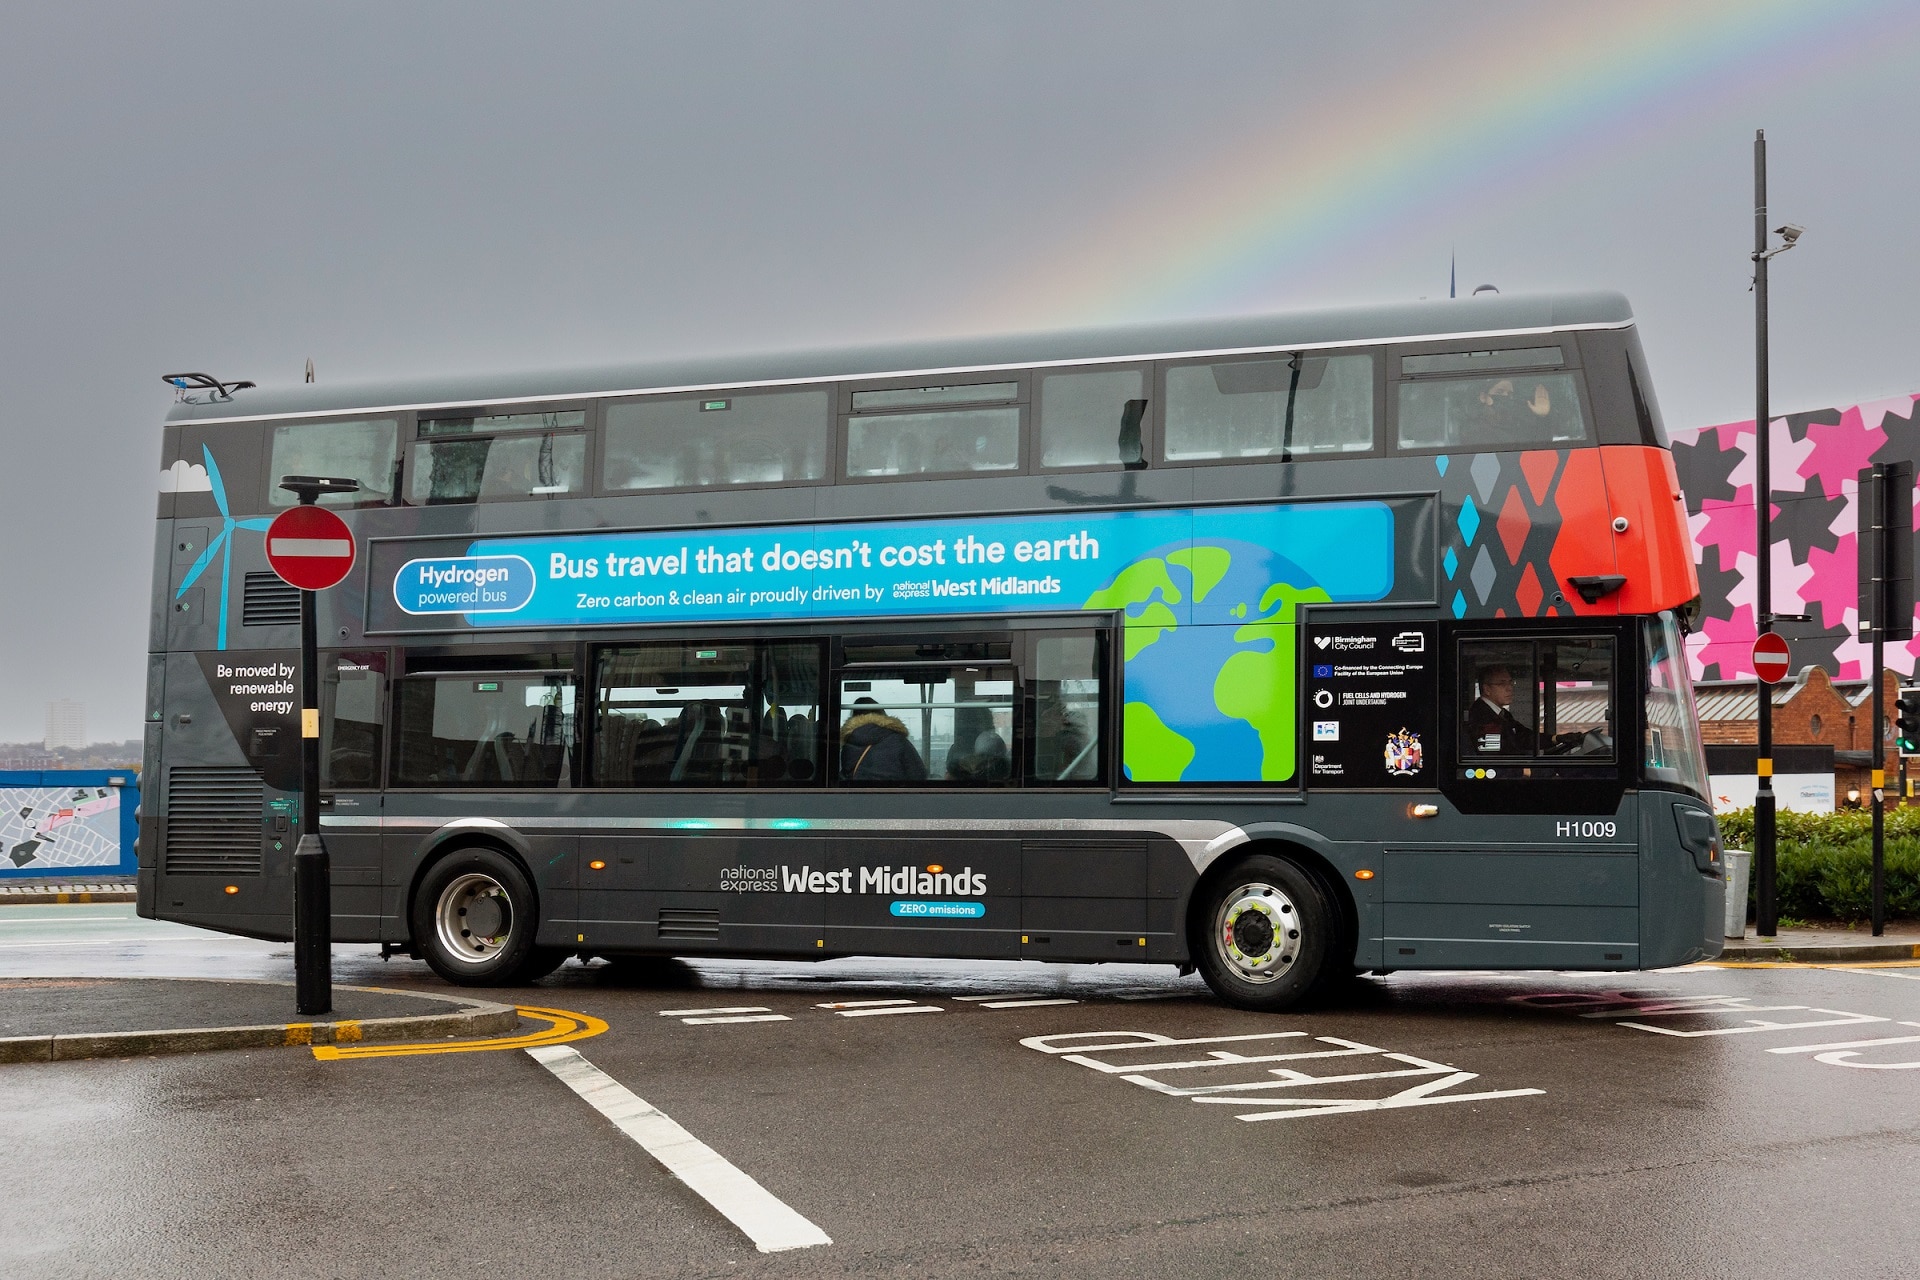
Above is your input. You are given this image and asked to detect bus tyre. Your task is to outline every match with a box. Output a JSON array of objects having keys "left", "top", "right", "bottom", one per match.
[
  {"left": 1192, "top": 854, "right": 1334, "bottom": 1013},
  {"left": 412, "top": 848, "right": 555, "bottom": 986}
]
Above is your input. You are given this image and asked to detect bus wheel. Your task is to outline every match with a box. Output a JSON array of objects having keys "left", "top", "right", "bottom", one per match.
[
  {"left": 412, "top": 848, "right": 556, "bottom": 986},
  {"left": 1192, "top": 854, "right": 1333, "bottom": 1013}
]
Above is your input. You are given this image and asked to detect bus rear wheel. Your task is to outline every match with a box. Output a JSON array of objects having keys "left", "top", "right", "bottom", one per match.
[
  {"left": 412, "top": 847, "right": 563, "bottom": 986},
  {"left": 1192, "top": 854, "right": 1335, "bottom": 1013}
]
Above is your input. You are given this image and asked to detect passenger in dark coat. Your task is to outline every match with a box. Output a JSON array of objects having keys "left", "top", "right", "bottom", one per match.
[{"left": 840, "top": 698, "right": 927, "bottom": 782}]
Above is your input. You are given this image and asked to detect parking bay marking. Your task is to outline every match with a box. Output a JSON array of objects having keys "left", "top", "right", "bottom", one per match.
[
  {"left": 529, "top": 1045, "right": 830, "bottom": 1254},
  {"left": 1023, "top": 1030, "right": 1542, "bottom": 1120},
  {"left": 817, "top": 999, "right": 942, "bottom": 1017},
  {"left": 659, "top": 1006, "right": 792, "bottom": 1025},
  {"left": 1510, "top": 989, "right": 1920, "bottom": 1071},
  {"left": 953, "top": 994, "right": 1081, "bottom": 1009}
]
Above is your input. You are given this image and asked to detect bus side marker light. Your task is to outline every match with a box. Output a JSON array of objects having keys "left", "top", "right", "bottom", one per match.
[
  {"left": 1410, "top": 803, "right": 1439, "bottom": 818},
  {"left": 588, "top": 860, "right": 607, "bottom": 870},
  {"left": 816, "top": 939, "right": 824, "bottom": 948},
  {"left": 1138, "top": 938, "right": 1146, "bottom": 946},
  {"left": 927, "top": 864, "right": 944, "bottom": 873},
  {"left": 1354, "top": 869, "right": 1376, "bottom": 880},
  {"left": 224, "top": 885, "right": 239, "bottom": 895}
]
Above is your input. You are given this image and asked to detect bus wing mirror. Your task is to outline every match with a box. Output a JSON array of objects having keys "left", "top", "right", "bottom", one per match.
[{"left": 1118, "top": 399, "right": 1148, "bottom": 470}]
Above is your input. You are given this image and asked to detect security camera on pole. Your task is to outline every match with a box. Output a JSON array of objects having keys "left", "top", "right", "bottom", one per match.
[{"left": 266, "top": 475, "right": 361, "bottom": 1015}]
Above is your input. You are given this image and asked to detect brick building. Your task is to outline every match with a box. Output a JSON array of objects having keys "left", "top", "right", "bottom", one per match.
[{"left": 1695, "top": 666, "right": 1913, "bottom": 810}]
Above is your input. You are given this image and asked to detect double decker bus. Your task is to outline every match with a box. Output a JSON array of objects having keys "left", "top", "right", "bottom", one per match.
[{"left": 141, "top": 291, "right": 1723, "bottom": 1011}]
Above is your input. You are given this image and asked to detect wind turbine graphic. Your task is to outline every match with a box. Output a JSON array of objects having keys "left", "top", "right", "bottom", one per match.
[{"left": 174, "top": 445, "right": 272, "bottom": 651}]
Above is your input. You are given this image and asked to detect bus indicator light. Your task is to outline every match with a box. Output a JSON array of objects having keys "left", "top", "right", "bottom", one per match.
[
  {"left": 224, "top": 885, "right": 239, "bottom": 895},
  {"left": 927, "top": 864, "right": 944, "bottom": 873},
  {"left": 588, "top": 860, "right": 607, "bottom": 871},
  {"left": 1354, "top": 869, "right": 1376, "bottom": 880}
]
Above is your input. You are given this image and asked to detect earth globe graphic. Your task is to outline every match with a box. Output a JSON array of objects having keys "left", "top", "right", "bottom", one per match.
[{"left": 1083, "top": 537, "right": 1328, "bottom": 783}]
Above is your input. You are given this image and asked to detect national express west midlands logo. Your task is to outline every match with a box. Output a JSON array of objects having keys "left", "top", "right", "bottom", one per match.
[
  {"left": 1384, "top": 728, "right": 1424, "bottom": 777},
  {"left": 720, "top": 863, "right": 987, "bottom": 897}
]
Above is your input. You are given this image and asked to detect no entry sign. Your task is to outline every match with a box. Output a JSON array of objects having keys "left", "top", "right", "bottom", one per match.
[
  {"left": 265, "top": 504, "right": 356, "bottom": 591},
  {"left": 1752, "top": 631, "right": 1791, "bottom": 684}
]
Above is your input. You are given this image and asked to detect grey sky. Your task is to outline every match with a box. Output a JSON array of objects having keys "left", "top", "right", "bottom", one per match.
[{"left": 2, "top": 1, "right": 1916, "bottom": 741}]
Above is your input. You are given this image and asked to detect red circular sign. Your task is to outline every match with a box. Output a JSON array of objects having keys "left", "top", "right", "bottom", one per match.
[
  {"left": 1752, "top": 631, "right": 1791, "bottom": 684},
  {"left": 265, "top": 504, "right": 356, "bottom": 591}
]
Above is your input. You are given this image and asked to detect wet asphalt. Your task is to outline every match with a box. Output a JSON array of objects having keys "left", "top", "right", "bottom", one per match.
[{"left": 3, "top": 904, "right": 1918, "bottom": 1279}]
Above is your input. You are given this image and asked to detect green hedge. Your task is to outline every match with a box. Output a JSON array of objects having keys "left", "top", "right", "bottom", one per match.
[{"left": 1716, "top": 806, "right": 1920, "bottom": 921}]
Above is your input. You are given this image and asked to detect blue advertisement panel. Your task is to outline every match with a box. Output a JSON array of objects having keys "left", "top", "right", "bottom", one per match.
[
  {"left": 388, "top": 501, "right": 1398, "bottom": 785},
  {"left": 393, "top": 501, "right": 1395, "bottom": 629}
]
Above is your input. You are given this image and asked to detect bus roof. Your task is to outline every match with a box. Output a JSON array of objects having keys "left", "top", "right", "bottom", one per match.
[{"left": 167, "top": 289, "right": 1634, "bottom": 425}]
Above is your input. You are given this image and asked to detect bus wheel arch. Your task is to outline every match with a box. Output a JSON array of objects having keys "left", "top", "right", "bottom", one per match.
[
  {"left": 1186, "top": 838, "right": 1357, "bottom": 1012},
  {"left": 407, "top": 839, "right": 564, "bottom": 986}
]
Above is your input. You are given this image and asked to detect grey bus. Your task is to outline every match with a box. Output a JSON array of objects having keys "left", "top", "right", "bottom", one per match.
[{"left": 141, "top": 290, "right": 1723, "bottom": 1011}]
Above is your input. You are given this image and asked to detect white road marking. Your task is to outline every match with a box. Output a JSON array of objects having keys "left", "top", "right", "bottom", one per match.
[
  {"left": 1768, "top": 1027, "right": 1920, "bottom": 1055},
  {"left": 836, "top": 1005, "right": 942, "bottom": 1017},
  {"left": 1615, "top": 1005, "right": 1890, "bottom": 1038},
  {"left": 0, "top": 917, "right": 130, "bottom": 925},
  {"left": 981, "top": 999, "right": 1079, "bottom": 1009},
  {"left": 0, "top": 936, "right": 212, "bottom": 949},
  {"left": 1024, "top": 1029, "right": 1541, "bottom": 1121},
  {"left": 816, "top": 998, "right": 919, "bottom": 1009},
  {"left": 659, "top": 1007, "right": 773, "bottom": 1017},
  {"left": 528, "top": 1045, "right": 830, "bottom": 1254},
  {"left": 684, "top": 1015, "right": 791, "bottom": 1025}
]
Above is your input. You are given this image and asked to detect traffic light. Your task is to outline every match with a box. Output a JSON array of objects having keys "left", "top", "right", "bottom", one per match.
[{"left": 1898, "top": 687, "right": 1920, "bottom": 757}]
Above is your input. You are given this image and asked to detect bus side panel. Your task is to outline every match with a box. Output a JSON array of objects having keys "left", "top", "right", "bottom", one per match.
[
  {"left": 1638, "top": 791, "right": 1724, "bottom": 966},
  {"left": 1381, "top": 795, "right": 1641, "bottom": 969},
  {"left": 824, "top": 837, "right": 1022, "bottom": 959},
  {"left": 152, "top": 651, "right": 291, "bottom": 940}
]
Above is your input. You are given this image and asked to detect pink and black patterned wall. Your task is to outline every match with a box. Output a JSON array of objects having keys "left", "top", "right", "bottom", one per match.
[{"left": 1670, "top": 395, "right": 1920, "bottom": 681}]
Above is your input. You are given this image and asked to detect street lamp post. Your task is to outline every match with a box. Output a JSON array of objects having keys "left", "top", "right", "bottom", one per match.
[{"left": 1750, "top": 129, "right": 1802, "bottom": 939}]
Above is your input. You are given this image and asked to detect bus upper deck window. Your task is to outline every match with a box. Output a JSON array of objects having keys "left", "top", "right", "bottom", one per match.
[
  {"left": 603, "top": 390, "right": 829, "bottom": 491},
  {"left": 1397, "top": 372, "right": 1588, "bottom": 451},
  {"left": 1038, "top": 368, "right": 1145, "bottom": 468},
  {"left": 266, "top": 419, "right": 398, "bottom": 507},
  {"left": 409, "top": 432, "right": 586, "bottom": 504},
  {"left": 844, "top": 382, "right": 1022, "bottom": 479},
  {"left": 1163, "top": 353, "right": 1374, "bottom": 462}
]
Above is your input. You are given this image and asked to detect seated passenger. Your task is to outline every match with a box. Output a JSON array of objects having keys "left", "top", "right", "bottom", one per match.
[
  {"left": 946, "top": 729, "right": 1011, "bottom": 782},
  {"left": 840, "top": 697, "right": 927, "bottom": 782}
]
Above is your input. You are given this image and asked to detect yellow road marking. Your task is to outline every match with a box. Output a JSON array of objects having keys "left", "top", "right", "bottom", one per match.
[
  {"left": 1709, "top": 959, "right": 1920, "bottom": 970},
  {"left": 312, "top": 1005, "right": 608, "bottom": 1061}
]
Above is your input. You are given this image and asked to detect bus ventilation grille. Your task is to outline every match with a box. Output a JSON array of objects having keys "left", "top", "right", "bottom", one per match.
[
  {"left": 657, "top": 908, "right": 720, "bottom": 940},
  {"left": 164, "top": 766, "right": 265, "bottom": 875},
  {"left": 242, "top": 572, "right": 301, "bottom": 626}
]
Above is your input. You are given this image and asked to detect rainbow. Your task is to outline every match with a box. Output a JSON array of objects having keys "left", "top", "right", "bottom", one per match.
[{"left": 966, "top": 0, "right": 1919, "bottom": 330}]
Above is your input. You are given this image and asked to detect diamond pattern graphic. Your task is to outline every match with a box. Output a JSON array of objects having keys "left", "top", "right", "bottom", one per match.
[
  {"left": 1435, "top": 454, "right": 1450, "bottom": 477},
  {"left": 1471, "top": 452, "right": 1502, "bottom": 504},
  {"left": 1470, "top": 544, "right": 1497, "bottom": 604},
  {"left": 1520, "top": 450, "right": 1559, "bottom": 506},
  {"left": 1451, "top": 589, "right": 1467, "bottom": 619},
  {"left": 1515, "top": 562, "right": 1544, "bottom": 617},
  {"left": 1457, "top": 495, "right": 1481, "bottom": 545},
  {"left": 1443, "top": 546, "right": 1459, "bottom": 580},
  {"left": 1497, "top": 485, "right": 1530, "bottom": 564}
]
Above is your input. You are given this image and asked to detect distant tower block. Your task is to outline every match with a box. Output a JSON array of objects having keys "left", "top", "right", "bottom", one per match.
[{"left": 44, "top": 699, "right": 86, "bottom": 751}]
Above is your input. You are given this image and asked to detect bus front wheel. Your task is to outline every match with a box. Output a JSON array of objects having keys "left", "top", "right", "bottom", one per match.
[
  {"left": 412, "top": 847, "right": 564, "bottom": 986},
  {"left": 1192, "top": 854, "right": 1334, "bottom": 1013}
]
